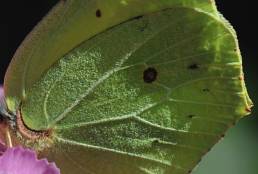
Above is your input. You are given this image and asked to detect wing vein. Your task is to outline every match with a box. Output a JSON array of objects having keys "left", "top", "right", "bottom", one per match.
[{"left": 54, "top": 136, "right": 174, "bottom": 167}]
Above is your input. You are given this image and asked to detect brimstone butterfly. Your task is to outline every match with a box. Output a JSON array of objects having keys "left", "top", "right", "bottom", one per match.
[{"left": 0, "top": 0, "right": 252, "bottom": 174}]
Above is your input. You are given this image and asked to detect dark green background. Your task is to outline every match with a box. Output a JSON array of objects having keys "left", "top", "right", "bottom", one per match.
[{"left": 0, "top": 1, "right": 257, "bottom": 173}]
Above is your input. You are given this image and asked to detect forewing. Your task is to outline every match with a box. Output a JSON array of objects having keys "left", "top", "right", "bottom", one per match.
[{"left": 4, "top": 0, "right": 220, "bottom": 113}]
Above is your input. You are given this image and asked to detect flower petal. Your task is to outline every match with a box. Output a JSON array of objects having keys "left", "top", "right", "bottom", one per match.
[{"left": 0, "top": 146, "right": 60, "bottom": 174}]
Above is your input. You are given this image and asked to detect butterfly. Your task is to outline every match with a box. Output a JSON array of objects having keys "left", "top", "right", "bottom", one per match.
[{"left": 0, "top": 0, "right": 252, "bottom": 174}]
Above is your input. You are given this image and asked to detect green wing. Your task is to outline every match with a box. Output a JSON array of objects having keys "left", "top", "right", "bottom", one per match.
[
  {"left": 11, "top": 7, "right": 251, "bottom": 174},
  {"left": 5, "top": 0, "right": 251, "bottom": 174},
  {"left": 4, "top": 0, "right": 220, "bottom": 113}
]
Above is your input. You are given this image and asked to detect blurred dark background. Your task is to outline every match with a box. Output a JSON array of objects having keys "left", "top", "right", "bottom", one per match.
[{"left": 0, "top": 1, "right": 257, "bottom": 173}]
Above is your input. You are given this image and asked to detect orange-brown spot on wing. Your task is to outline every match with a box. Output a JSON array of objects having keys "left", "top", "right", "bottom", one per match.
[
  {"left": 17, "top": 110, "right": 52, "bottom": 140},
  {"left": 245, "top": 107, "right": 252, "bottom": 113},
  {"left": 239, "top": 75, "right": 244, "bottom": 81}
]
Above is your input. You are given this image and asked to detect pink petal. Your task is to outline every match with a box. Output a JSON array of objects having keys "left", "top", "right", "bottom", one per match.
[{"left": 0, "top": 146, "right": 60, "bottom": 174}]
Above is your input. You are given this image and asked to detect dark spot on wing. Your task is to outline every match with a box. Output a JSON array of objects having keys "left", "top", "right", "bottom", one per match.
[
  {"left": 152, "top": 139, "right": 159, "bottom": 144},
  {"left": 188, "top": 114, "right": 195, "bottom": 119},
  {"left": 202, "top": 88, "right": 210, "bottom": 92},
  {"left": 143, "top": 67, "right": 158, "bottom": 83},
  {"left": 96, "top": 9, "right": 102, "bottom": 18},
  {"left": 188, "top": 63, "right": 199, "bottom": 70}
]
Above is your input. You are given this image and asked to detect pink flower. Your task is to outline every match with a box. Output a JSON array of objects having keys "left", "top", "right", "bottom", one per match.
[{"left": 0, "top": 147, "right": 60, "bottom": 174}]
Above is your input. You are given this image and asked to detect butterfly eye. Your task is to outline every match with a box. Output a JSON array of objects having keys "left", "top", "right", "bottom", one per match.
[{"left": 143, "top": 67, "right": 158, "bottom": 83}]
